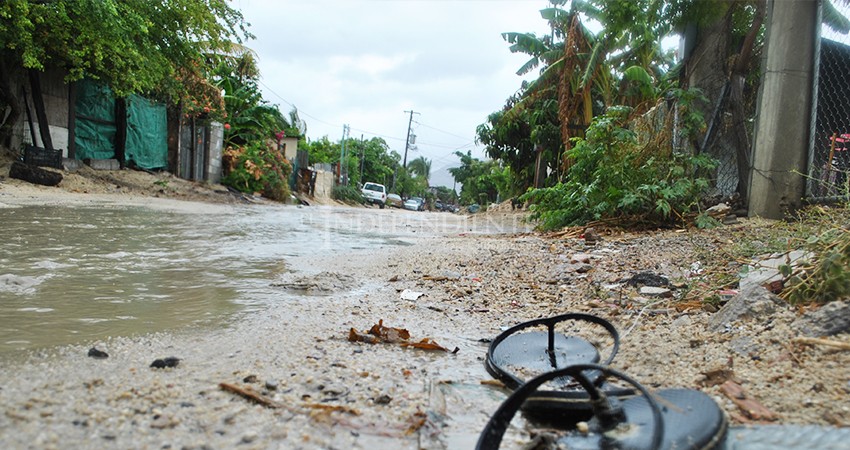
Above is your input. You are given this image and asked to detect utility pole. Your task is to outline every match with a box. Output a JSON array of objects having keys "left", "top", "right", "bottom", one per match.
[
  {"left": 402, "top": 110, "right": 419, "bottom": 169},
  {"left": 339, "top": 124, "right": 349, "bottom": 185},
  {"left": 359, "top": 134, "right": 365, "bottom": 184}
]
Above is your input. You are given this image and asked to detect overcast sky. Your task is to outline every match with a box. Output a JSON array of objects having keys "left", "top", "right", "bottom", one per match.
[{"left": 234, "top": 0, "right": 553, "bottom": 187}]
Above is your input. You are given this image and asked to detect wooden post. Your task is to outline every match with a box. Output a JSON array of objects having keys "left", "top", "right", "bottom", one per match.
[{"left": 28, "top": 69, "right": 54, "bottom": 151}]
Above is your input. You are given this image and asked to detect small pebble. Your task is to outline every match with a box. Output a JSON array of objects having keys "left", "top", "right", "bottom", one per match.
[{"left": 374, "top": 394, "right": 392, "bottom": 405}]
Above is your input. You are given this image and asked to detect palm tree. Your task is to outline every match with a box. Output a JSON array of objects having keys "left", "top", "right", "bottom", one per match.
[
  {"left": 407, "top": 156, "right": 432, "bottom": 186},
  {"left": 213, "top": 55, "right": 290, "bottom": 149}
]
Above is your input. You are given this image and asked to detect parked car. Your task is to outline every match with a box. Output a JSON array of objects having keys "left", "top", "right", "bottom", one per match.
[
  {"left": 403, "top": 197, "right": 425, "bottom": 211},
  {"left": 361, "top": 182, "right": 387, "bottom": 208},
  {"left": 435, "top": 200, "right": 444, "bottom": 211},
  {"left": 386, "top": 193, "right": 403, "bottom": 208}
]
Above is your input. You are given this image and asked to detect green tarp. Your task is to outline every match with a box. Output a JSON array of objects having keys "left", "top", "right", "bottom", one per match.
[
  {"left": 126, "top": 94, "right": 167, "bottom": 169},
  {"left": 74, "top": 79, "right": 117, "bottom": 161},
  {"left": 74, "top": 79, "right": 168, "bottom": 169}
]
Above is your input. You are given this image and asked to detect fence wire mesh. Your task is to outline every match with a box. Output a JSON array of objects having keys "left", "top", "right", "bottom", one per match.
[
  {"left": 811, "top": 27, "right": 850, "bottom": 198},
  {"left": 700, "top": 86, "right": 743, "bottom": 199}
]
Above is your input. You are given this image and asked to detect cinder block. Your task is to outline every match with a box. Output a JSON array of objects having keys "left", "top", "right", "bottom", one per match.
[
  {"left": 86, "top": 159, "right": 120, "bottom": 171},
  {"left": 62, "top": 158, "right": 83, "bottom": 172}
]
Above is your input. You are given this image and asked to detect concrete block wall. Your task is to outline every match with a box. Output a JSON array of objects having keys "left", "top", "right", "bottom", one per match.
[
  {"left": 207, "top": 122, "right": 223, "bottom": 183},
  {"left": 314, "top": 169, "right": 334, "bottom": 199}
]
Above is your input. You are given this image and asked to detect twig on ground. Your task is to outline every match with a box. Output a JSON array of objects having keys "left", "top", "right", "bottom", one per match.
[
  {"left": 793, "top": 337, "right": 850, "bottom": 351},
  {"left": 622, "top": 299, "right": 669, "bottom": 339},
  {"left": 219, "top": 382, "right": 282, "bottom": 408}
]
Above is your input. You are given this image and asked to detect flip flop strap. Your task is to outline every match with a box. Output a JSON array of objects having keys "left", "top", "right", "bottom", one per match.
[
  {"left": 487, "top": 313, "right": 621, "bottom": 388},
  {"left": 476, "top": 363, "right": 664, "bottom": 450}
]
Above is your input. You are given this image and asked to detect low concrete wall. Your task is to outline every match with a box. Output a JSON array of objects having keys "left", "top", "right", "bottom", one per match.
[
  {"left": 313, "top": 169, "right": 334, "bottom": 199},
  {"left": 207, "top": 122, "right": 223, "bottom": 184}
]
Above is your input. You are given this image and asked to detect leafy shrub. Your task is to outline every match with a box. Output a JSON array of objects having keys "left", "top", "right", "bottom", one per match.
[
  {"left": 779, "top": 206, "right": 850, "bottom": 305},
  {"left": 222, "top": 142, "right": 292, "bottom": 201},
  {"left": 332, "top": 184, "right": 364, "bottom": 204},
  {"left": 523, "top": 105, "right": 718, "bottom": 230}
]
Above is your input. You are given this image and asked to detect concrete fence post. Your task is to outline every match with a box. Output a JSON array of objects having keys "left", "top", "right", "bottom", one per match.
[{"left": 749, "top": 0, "right": 818, "bottom": 218}]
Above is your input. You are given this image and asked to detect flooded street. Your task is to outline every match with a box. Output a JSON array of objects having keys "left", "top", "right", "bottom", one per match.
[
  {"left": 0, "top": 196, "right": 846, "bottom": 449},
  {"left": 0, "top": 203, "right": 527, "bottom": 356}
]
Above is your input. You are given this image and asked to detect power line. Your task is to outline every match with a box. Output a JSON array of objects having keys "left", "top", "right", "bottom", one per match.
[
  {"left": 258, "top": 79, "right": 479, "bottom": 150},
  {"left": 413, "top": 120, "right": 477, "bottom": 142}
]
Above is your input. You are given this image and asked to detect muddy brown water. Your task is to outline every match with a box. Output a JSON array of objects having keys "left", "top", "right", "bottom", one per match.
[{"left": 0, "top": 203, "right": 528, "bottom": 357}]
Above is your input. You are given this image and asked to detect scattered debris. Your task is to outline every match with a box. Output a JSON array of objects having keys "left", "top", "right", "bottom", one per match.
[
  {"left": 404, "top": 410, "right": 428, "bottom": 435},
  {"left": 369, "top": 319, "right": 410, "bottom": 342},
  {"left": 400, "top": 289, "right": 425, "bottom": 301},
  {"left": 792, "top": 300, "right": 850, "bottom": 337},
  {"left": 373, "top": 394, "right": 392, "bottom": 405},
  {"left": 720, "top": 380, "right": 779, "bottom": 422},
  {"left": 624, "top": 271, "right": 670, "bottom": 287},
  {"left": 242, "top": 374, "right": 258, "bottom": 383},
  {"left": 219, "top": 382, "right": 282, "bottom": 408},
  {"left": 639, "top": 286, "right": 672, "bottom": 297},
  {"left": 150, "top": 357, "right": 180, "bottom": 369},
  {"left": 708, "top": 284, "right": 788, "bottom": 331},
  {"left": 348, "top": 320, "right": 452, "bottom": 352},
  {"left": 792, "top": 337, "right": 850, "bottom": 351},
  {"left": 401, "top": 338, "right": 449, "bottom": 352},
  {"left": 581, "top": 227, "right": 601, "bottom": 245},
  {"left": 700, "top": 364, "right": 737, "bottom": 387},
  {"left": 87, "top": 347, "right": 109, "bottom": 359},
  {"left": 706, "top": 203, "right": 732, "bottom": 217},
  {"left": 305, "top": 403, "right": 359, "bottom": 416},
  {"left": 9, "top": 161, "right": 63, "bottom": 186}
]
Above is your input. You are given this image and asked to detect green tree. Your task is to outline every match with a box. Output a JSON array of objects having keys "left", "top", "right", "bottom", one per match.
[
  {"left": 395, "top": 167, "right": 428, "bottom": 198},
  {"left": 0, "top": 0, "right": 250, "bottom": 149},
  {"left": 303, "top": 137, "right": 340, "bottom": 165},
  {"left": 213, "top": 54, "right": 295, "bottom": 150},
  {"left": 407, "top": 156, "right": 432, "bottom": 186},
  {"left": 448, "top": 151, "right": 506, "bottom": 205}
]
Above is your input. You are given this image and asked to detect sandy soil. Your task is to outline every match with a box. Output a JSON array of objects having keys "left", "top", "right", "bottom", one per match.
[{"left": 0, "top": 158, "right": 848, "bottom": 449}]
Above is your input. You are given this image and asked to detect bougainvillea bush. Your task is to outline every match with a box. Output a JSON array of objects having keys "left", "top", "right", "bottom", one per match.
[{"left": 222, "top": 141, "right": 292, "bottom": 201}]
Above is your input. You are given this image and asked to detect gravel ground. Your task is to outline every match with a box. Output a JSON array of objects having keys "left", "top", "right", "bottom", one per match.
[{"left": 1, "top": 159, "right": 848, "bottom": 449}]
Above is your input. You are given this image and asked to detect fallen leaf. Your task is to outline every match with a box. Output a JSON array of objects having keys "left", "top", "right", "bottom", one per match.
[
  {"left": 348, "top": 328, "right": 379, "bottom": 344},
  {"left": 401, "top": 338, "right": 448, "bottom": 352},
  {"left": 405, "top": 410, "right": 428, "bottom": 435},
  {"left": 368, "top": 319, "right": 410, "bottom": 342}
]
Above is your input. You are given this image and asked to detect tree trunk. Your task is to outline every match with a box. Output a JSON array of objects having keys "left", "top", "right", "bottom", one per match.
[
  {"left": 729, "top": 0, "right": 767, "bottom": 204},
  {"left": 28, "top": 69, "right": 54, "bottom": 151},
  {"left": 0, "top": 53, "right": 21, "bottom": 153},
  {"left": 9, "top": 160, "right": 63, "bottom": 187}
]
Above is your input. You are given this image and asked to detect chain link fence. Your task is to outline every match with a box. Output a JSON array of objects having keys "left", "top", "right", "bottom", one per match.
[{"left": 811, "top": 26, "right": 850, "bottom": 199}]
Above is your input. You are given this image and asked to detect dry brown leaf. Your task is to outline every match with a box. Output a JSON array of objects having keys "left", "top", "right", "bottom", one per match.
[
  {"left": 404, "top": 410, "right": 428, "bottom": 435},
  {"left": 348, "top": 328, "right": 379, "bottom": 344},
  {"left": 401, "top": 338, "right": 448, "bottom": 352},
  {"left": 369, "top": 319, "right": 411, "bottom": 342},
  {"left": 304, "top": 403, "right": 360, "bottom": 416}
]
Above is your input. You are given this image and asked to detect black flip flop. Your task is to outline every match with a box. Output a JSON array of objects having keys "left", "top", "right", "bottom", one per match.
[
  {"left": 485, "top": 313, "right": 634, "bottom": 424},
  {"left": 477, "top": 364, "right": 728, "bottom": 450}
]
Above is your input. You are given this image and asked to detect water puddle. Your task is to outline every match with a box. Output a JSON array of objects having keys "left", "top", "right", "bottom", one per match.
[{"left": 0, "top": 204, "right": 422, "bottom": 357}]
